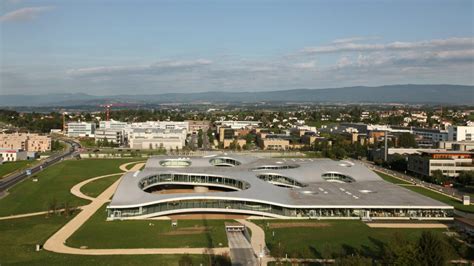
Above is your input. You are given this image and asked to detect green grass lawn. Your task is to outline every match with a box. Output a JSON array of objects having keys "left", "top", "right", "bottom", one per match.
[
  {"left": 80, "top": 173, "right": 122, "bottom": 198},
  {"left": 0, "top": 160, "right": 34, "bottom": 179},
  {"left": 375, "top": 171, "right": 412, "bottom": 185},
  {"left": 0, "top": 214, "right": 224, "bottom": 266},
  {"left": 402, "top": 186, "right": 474, "bottom": 213},
  {"left": 255, "top": 220, "right": 446, "bottom": 259},
  {"left": 375, "top": 172, "right": 474, "bottom": 213},
  {"left": 0, "top": 159, "right": 135, "bottom": 216},
  {"left": 68, "top": 204, "right": 229, "bottom": 249}
]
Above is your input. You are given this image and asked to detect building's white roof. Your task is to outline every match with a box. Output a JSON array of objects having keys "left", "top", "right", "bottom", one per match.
[{"left": 109, "top": 154, "right": 451, "bottom": 209}]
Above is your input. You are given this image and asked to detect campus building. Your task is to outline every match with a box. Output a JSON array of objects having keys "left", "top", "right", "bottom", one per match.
[
  {"left": 67, "top": 122, "right": 96, "bottom": 137},
  {"left": 127, "top": 128, "right": 187, "bottom": 150},
  {"left": 448, "top": 126, "right": 474, "bottom": 142},
  {"left": 108, "top": 155, "right": 453, "bottom": 221},
  {"left": 408, "top": 151, "right": 474, "bottom": 178}
]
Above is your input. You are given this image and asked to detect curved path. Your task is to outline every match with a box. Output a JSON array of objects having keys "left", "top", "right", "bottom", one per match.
[
  {"left": 44, "top": 162, "right": 230, "bottom": 255},
  {"left": 71, "top": 173, "right": 123, "bottom": 201},
  {"left": 119, "top": 161, "right": 146, "bottom": 172}
]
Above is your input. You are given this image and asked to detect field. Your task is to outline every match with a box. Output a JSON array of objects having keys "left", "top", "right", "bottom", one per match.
[
  {"left": 255, "top": 220, "right": 446, "bottom": 259},
  {"left": 375, "top": 171, "right": 412, "bottom": 184},
  {"left": 402, "top": 186, "right": 474, "bottom": 213},
  {"left": 80, "top": 173, "right": 123, "bottom": 198},
  {"left": 376, "top": 172, "right": 474, "bottom": 213},
  {"left": 0, "top": 159, "right": 136, "bottom": 216},
  {"left": 68, "top": 204, "right": 229, "bottom": 249},
  {"left": 0, "top": 160, "right": 34, "bottom": 178},
  {"left": 0, "top": 214, "right": 221, "bottom": 266}
]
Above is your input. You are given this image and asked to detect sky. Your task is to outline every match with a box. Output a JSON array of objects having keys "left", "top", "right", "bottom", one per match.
[{"left": 0, "top": 0, "right": 473, "bottom": 95}]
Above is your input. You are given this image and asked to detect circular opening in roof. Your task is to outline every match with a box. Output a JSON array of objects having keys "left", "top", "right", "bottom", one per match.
[
  {"left": 300, "top": 190, "right": 317, "bottom": 195},
  {"left": 159, "top": 159, "right": 192, "bottom": 168},
  {"left": 209, "top": 157, "right": 241, "bottom": 167},
  {"left": 252, "top": 164, "right": 299, "bottom": 171},
  {"left": 322, "top": 172, "right": 355, "bottom": 183}
]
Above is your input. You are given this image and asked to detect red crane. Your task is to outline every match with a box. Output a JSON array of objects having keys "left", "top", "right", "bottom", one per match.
[{"left": 99, "top": 104, "right": 113, "bottom": 121}]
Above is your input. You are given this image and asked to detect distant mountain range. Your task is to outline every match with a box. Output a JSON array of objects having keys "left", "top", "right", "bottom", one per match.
[{"left": 0, "top": 84, "right": 472, "bottom": 106}]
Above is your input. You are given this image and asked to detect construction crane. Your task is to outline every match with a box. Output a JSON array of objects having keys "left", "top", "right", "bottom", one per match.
[{"left": 99, "top": 104, "right": 113, "bottom": 121}]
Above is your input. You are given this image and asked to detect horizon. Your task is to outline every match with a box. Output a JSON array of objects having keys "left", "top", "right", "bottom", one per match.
[
  {"left": 0, "top": 83, "right": 473, "bottom": 97},
  {"left": 1, "top": 0, "right": 473, "bottom": 95}
]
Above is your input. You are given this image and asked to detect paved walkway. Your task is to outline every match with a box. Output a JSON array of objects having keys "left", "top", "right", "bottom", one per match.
[
  {"left": 0, "top": 207, "right": 83, "bottom": 221},
  {"left": 70, "top": 173, "right": 123, "bottom": 201},
  {"left": 44, "top": 162, "right": 229, "bottom": 255},
  {"left": 237, "top": 219, "right": 271, "bottom": 265},
  {"left": 119, "top": 161, "right": 145, "bottom": 172}
]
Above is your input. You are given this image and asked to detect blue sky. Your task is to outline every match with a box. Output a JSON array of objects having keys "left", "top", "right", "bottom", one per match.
[{"left": 1, "top": 0, "right": 473, "bottom": 95}]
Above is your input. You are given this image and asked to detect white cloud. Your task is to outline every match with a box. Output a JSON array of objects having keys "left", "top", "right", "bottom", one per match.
[
  {"left": 0, "top": 6, "right": 55, "bottom": 22},
  {"left": 302, "top": 37, "right": 474, "bottom": 54},
  {"left": 67, "top": 59, "right": 213, "bottom": 77},
  {"left": 332, "top": 36, "right": 379, "bottom": 44},
  {"left": 293, "top": 61, "right": 317, "bottom": 69}
]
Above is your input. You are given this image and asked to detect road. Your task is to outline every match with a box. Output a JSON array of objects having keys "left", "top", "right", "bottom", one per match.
[{"left": 0, "top": 139, "right": 80, "bottom": 197}]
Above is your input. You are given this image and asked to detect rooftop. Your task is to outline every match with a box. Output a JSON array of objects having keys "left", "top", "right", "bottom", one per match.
[{"left": 110, "top": 154, "right": 451, "bottom": 210}]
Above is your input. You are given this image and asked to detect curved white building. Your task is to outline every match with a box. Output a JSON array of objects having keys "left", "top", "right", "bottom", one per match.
[{"left": 107, "top": 154, "right": 453, "bottom": 220}]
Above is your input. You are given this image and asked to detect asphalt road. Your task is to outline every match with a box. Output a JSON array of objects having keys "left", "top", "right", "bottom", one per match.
[{"left": 0, "top": 139, "right": 80, "bottom": 196}]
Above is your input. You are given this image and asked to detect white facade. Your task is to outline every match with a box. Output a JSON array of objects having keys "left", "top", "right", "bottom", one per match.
[
  {"left": 215, "top": 121, "right": 261, "bottom": 130},
  {"left": 95, "top": 129, "right": 124, "bottom": 145},
  {"left": 448, "top": 126, "right": 474, "bottom": 141},
  {"left": 129, "top": 121, "right": 188, "bottom": 130},
  {"left": 67, "top": 122, "right": 96, "bottom": 137},
  {"left": 0, "top": 149, "right": 28, "bottom": 162},
  {"left": 99, "top": 120, "right": 128, "bottom": 130},
  {"left": 128, "top": 128, "right": 186, "bottom": 150}
]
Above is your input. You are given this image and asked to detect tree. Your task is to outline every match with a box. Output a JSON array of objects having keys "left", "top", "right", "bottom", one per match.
[
  {"left": 383, "top": 232, "right": 418, "bottom": 266},
  {"left": 431, "top": 170, "right": 447, "bottom": 185},
  {"left": 398, "top": 133, "right": 418, "bottom": 148},
  {"left": 457, "top": 171, "right": 474, "bottom": 186},
  {"left": 417, "top": 231, "right": 449, "bottom": 266},
  {"left": 335, "top": 255, "right": 372, "bottom": 266}
]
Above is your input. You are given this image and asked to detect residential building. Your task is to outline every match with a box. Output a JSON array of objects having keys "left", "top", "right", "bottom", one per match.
[
  {"left": 0, "top": 148, "right": 28, "bottom": 162},
  {"left": 0, "top": 133, "right": 51, "bottom": 152}
]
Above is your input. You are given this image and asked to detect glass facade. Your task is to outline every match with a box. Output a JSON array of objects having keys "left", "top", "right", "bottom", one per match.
[
  {"left": 107, "top": 198, "right": 453, "bottom": 220},
  {"left": 256, "top": 173, "right": 307, "bottom": 188},
  {"left": 209, "top": 157, "right": 241, "bottom": 166},
  {"left": 139, "top": 173, "right": 250, "bottom": 191},
  {"left": 321, "top": 172, "right": 356, "bottom": 183}
]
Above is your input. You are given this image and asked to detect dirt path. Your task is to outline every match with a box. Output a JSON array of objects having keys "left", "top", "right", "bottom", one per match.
[
  {"left": 0, "top": 207, "right": 83, "bottom": 221},
  {"left": 44, "top": 161, "right": 229, "bottom": 255},
  {"left": 367, "top": 223, "right": 448, "bottom": 228}
]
